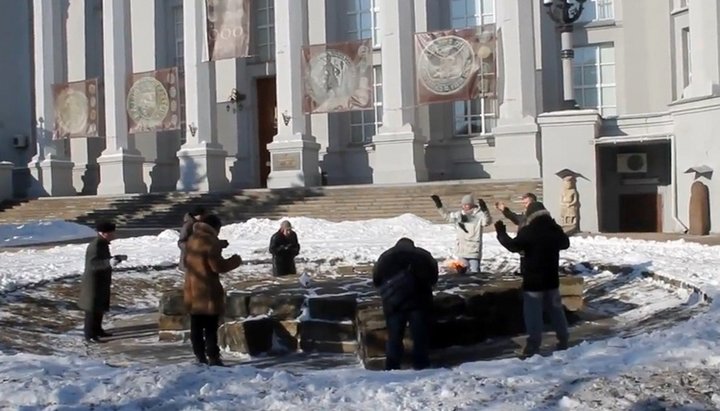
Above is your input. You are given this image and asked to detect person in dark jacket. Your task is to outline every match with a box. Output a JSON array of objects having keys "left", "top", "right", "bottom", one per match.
[
  {"left": 184, "top": 214, "right": 242, "bottom": 366},
  {"left": 495, "top": 192, "right": 537, "bottom": 229},
  {"left": 495, "top": 202, "right": 570, "bottom": 358},
  {"left": 178, "top": 206, "right": 206, "bottom": 273},
  {"left": 77, "top": 220, "right": 127, "bottom": 343},
  {"left": 372, "top": 238, "right": 439, "bottom": 370},
  {"left": 269, "top": 221, "right": 300, "bottom": 277}
]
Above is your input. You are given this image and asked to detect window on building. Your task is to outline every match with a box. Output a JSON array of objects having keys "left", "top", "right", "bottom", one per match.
[
  {"left": 682, "top": 28, "right": 692, "bottom": 88},
  {"left": 573, "top": 44, "right": 617, "bottom": 116},
  {"left": 254, "top": 0, "right": 275, "bottom": 61},
  {"left": 172, "top": 5, "right": 184, "bottom": 68},
  {"left": 346, "top": 0, "right": 380, "bottom": 47},
  {"left": 350, "top": 67, "right": 383, "bottom": 144},
  {"left": 450, "top": 0, "right": 496, "bottom": 136},
  {"left": 578, "top": 0, "right": 614, "bottom": 22}
]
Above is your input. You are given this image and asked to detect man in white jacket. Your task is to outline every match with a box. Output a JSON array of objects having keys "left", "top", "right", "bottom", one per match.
[{"left": 431, "top": 193, "right": 492, "bottom": 274}]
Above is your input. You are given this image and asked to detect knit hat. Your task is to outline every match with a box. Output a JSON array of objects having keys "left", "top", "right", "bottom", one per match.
[
  {"left": 460, "top": 194, "right": 475, "bottom": 206},
  {"left": 526, "top": 201, "right": 546, "bottom": 217}
]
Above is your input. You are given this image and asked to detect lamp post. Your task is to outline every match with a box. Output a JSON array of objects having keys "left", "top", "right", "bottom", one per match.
[{"left": 543, "top": 0, "right": 587, "bottom": 110}]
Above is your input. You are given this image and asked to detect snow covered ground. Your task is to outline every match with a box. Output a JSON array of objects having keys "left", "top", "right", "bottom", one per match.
[{"left": 0, "top": 215, "right": 719, "bottom": 410}]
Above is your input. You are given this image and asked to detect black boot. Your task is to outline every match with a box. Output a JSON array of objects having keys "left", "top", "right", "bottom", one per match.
[{"left": 208, "top": 356, "right": 225, "bottom": 367}]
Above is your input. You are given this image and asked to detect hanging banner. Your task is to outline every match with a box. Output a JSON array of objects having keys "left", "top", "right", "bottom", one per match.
[
  {"left": 52, "top": 78, "right": 102, "bottom": 139},
  {"left": 415, "top": 25, "right": 497, "bottom": 105},
  {"left": 126, "top": 67, "right": 182, "bottom": 134},
  {"left": 206, "top": 0, "right": 251, "bottom": 61},
  {"left": 301, "top": 39, "right": 374, "bottom": 114}
]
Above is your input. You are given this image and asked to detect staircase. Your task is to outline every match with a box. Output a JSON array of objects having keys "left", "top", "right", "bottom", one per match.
[{"left": 0, "top": 179, "right": 542, "bottom": 229}]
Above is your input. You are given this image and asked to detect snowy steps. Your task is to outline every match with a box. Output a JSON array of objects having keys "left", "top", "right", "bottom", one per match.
[
  {"left": 0, "top": 179, "right": 541, "bottom": 228},
  {"left": 157, "top": 272, "right": 584, "bottom": 370}
]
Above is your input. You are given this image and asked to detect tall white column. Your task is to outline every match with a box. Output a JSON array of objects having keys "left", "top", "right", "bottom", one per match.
[
  {"left": 96, "top": 0, "right": 147, "bottom": 195},
  {"left": 265, "top": 0, "right": 320, "bottom": 188},
  {"left": 372, "top": 0, "right": 428, "bottom": 184},
  {"left": 683, "top": 0, "right": 720, "bottom": 98},
  {"left": 176, "top": 0, "right": 229, "bottom": 192},
  {"left": 28, "top": 0, "right": 76, "bottom": 197},
  {"left": 488, "top": 0, "right": 541, "bottom": 179}
]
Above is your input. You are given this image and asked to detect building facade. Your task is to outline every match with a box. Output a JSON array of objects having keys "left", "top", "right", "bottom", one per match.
[{"left": 0, "top": 0, "right": 718, "bottom": 234}]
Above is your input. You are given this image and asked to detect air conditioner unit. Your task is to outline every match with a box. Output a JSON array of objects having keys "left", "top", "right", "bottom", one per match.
[
  {"left": 12, "top": 135, "right": 28, "bottom": 149},
  {"left": 617, "top": 153, "right": 647, "bottom": 173}
]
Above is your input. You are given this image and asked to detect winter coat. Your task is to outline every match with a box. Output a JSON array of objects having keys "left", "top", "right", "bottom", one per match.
[
  {"left": 502, "top": 207, "right": 527, "bottom": 228},
  {"left": 269, "top": 230, "right": 300, "bottom": 276},
  {"left": 372, "top": 241, "right": 439, "bottom": 315},
  {"left": 177, "top": 213, "right": 198, "bottom": 273},
  {"left": 78, "top": 236, "right": 113, "bottom": 312},
  {"left": 496, "top": 210, "right": 570, "bottom": 291},
  {"left": 183, "top": 222, "right": 242, "bottom": 315},
  {"left": 437, "top": 206, "right": 492, "bottom": 259}
]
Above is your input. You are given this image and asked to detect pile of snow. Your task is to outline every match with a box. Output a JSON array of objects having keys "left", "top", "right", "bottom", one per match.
[
  {"left": 0, "top": 220, "right": 96, "bottom": 248},
  {"left": 0, "top": 215, "right": 719, "bottom": 409}
]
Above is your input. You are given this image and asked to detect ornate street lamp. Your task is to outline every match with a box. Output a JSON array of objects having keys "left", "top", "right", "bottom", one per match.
[{"left": 543, "top": 0, "right": 587, "bottom": 110}]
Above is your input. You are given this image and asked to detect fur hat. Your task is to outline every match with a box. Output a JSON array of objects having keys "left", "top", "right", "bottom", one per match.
[
  {"left": 526, "top": 201, "right": 546, "bottom": 217},
  {"left": 460, "top": 194, "right": 475, "bottom": 206}
]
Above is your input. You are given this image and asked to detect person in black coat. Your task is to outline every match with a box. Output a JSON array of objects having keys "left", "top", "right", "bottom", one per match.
[
  {"left": 269, "top": 221, "right": 300, "bottom": 277},
  {"left": 495, "top": 202, "right": 571, "bottom": 357},
  {"left": 372, "top": 238, "right": 439, "bottom": 370},
  {"left": 77, "top": 220, "right": 127, "bottom": 343}
]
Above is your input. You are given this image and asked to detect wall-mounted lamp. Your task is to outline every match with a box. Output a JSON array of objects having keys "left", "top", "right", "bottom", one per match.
[
  {"left": 226, "top": 88, "right": 246, "bottom": 113},
  {"left": 188, "top": 123, "right": 198, "bottom": 137},
  {"left": 281, "top": 111, "right": 291, "bottom": 126}
]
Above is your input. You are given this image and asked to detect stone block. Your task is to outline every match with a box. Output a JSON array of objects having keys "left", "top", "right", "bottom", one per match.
[
  {"left": 226, "top": 292, "right": 251, "bottom": 318},
  {"left": 158, "top": 314, "right": 190, "bottom": 331},
  {"left": 248, "top": 293, "right": 305, "bottom": 320},
  {"left": 272, "top": 321, "right": 299, "bottom": 353},
  {"left": 218, "top": 318, "right": 274, "bottom": 355},
  {"left": 561, "top": 295, "right": 584, "bottom": 311},
  {"left": 158, "top": 330, "right": 190, "bottom": 342},
  {"left": 308, "top": 295, "right": 358, "bottom": 321},
  {"left": 299, "top": 339, "right": 358, "bottom": 354},
  {"left": 358, "top": 328, "right": 413, "bottom": 359},
  {"left": 356, "top": 305, "right": 385, "bottom": 331},
  {"left": 432, "top": 293, "right": 466, "bottom": 319},
  {"left": 430, "top": 317, "right": 486, "bottom": 349},
  {"left": 300, "top": 320, "right": 356, "bottom": 342},
  {"left": 159, "top": 290, "right": 185, "bottom": 316},
  {"left": 559, "top": 276, "right": 584, "bottom": 296}
]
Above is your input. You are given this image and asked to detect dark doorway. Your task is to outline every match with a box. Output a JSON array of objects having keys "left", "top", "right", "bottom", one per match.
[
  {"left": 256, "top": 77, "right": 277, "bottom": 187},
  {"left": 618, "top": 193, "right": 662, "bottom": 232}
]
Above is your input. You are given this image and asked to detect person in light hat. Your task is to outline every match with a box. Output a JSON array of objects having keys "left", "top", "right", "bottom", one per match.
[{"left": 430, "top": 193, "right": 492, "bottom": 274}]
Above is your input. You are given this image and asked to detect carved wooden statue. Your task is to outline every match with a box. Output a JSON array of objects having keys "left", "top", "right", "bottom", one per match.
[
  {"left": 560, "top": 176, "right": 579, "bottom": 233},
  {"left": 689, "top": 181, "right": 710, "bottom": 236}
]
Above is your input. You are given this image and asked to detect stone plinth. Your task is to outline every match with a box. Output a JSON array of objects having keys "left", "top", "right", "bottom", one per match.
[{"left": 157, "top": 273, "right": 585, "bottom": 368}]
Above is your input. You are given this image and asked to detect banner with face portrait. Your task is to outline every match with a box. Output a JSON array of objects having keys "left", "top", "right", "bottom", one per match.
[
  {"left": 301, "top": 39, "right": 374, "bottom": 114},
  {"left": 126, "top": 67, "right": 183, "bottom": 134},
  {"left": 206, "top": 0, "right": 251, "bottom": 61},
  {"left": 415, "top": 25, "right": 497, "bottom": 105},
  {"left": 52, "top": 78, "right": 102, "bottom": 139}
]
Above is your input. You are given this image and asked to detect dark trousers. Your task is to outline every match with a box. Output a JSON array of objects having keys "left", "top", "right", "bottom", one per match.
[
  {"left": 385, "top": 309, "right": 430, "bottom": 370},
  {"left": 190, "top": 314, "right": 220, "bottom": 361},
  {"left": 83, "top": 310, "right": 104, "bottom": 339}
]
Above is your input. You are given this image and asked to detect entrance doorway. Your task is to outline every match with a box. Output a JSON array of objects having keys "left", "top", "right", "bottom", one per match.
[
  {"left": 256, "top": 77, "right": 277, "bottom": 187},
  {"left": 618, "top": 193, "right": 663, "bottom": 232}
]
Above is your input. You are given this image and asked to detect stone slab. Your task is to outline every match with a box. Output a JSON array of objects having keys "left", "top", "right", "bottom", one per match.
[
  {"left": 559, "top": 276, "right": 584, "bottom": 296},
  {"left": 218, "top": 318, "right": 274, "bottom": 355},
  {"left": 226, "top": 292, "right": 251, "bottom": 318},
  {"left": 561, "top": 295, "right": 584, "bottom": 311},
  {"left": 308, "top": 295, "right": 358, "bottom": 321},
  {"left": 300, "top": 320, "right": 356, "bottom": 342},
  {"left": 159, "top": 290, "right": 185, "bottom": 316},
  {"left": 158, "top": 330, "right": 190, "bottom": 342},
  {"left": 248, "top": 294, "right": 305, "bottom": 320},
  {"left": 299, "top": 339, "right": 358, "bottom": 354},
  {"left": 158, "top": 314, "right": 190, "bottom": 331}
]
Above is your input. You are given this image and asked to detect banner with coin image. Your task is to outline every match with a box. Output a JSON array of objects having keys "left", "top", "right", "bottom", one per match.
[
  {"left": 126, "top": 67, "right": 182, "bottom": 134},
  {"left": 415, "top": 25, "right": 497, "bottom": 105},
  {"left": 301, "top": 39, "right": 374, "bottom": 114},
  {"left": 206, "top": 0, "right": 250, "bottom": 61},
  {"left": 52, "top": 78, "right": 102, "bottom": 139}
]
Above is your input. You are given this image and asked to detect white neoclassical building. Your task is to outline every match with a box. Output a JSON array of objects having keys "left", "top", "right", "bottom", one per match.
[{"left": 1, "top": 0, "right": 719, "bottom": 235}]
